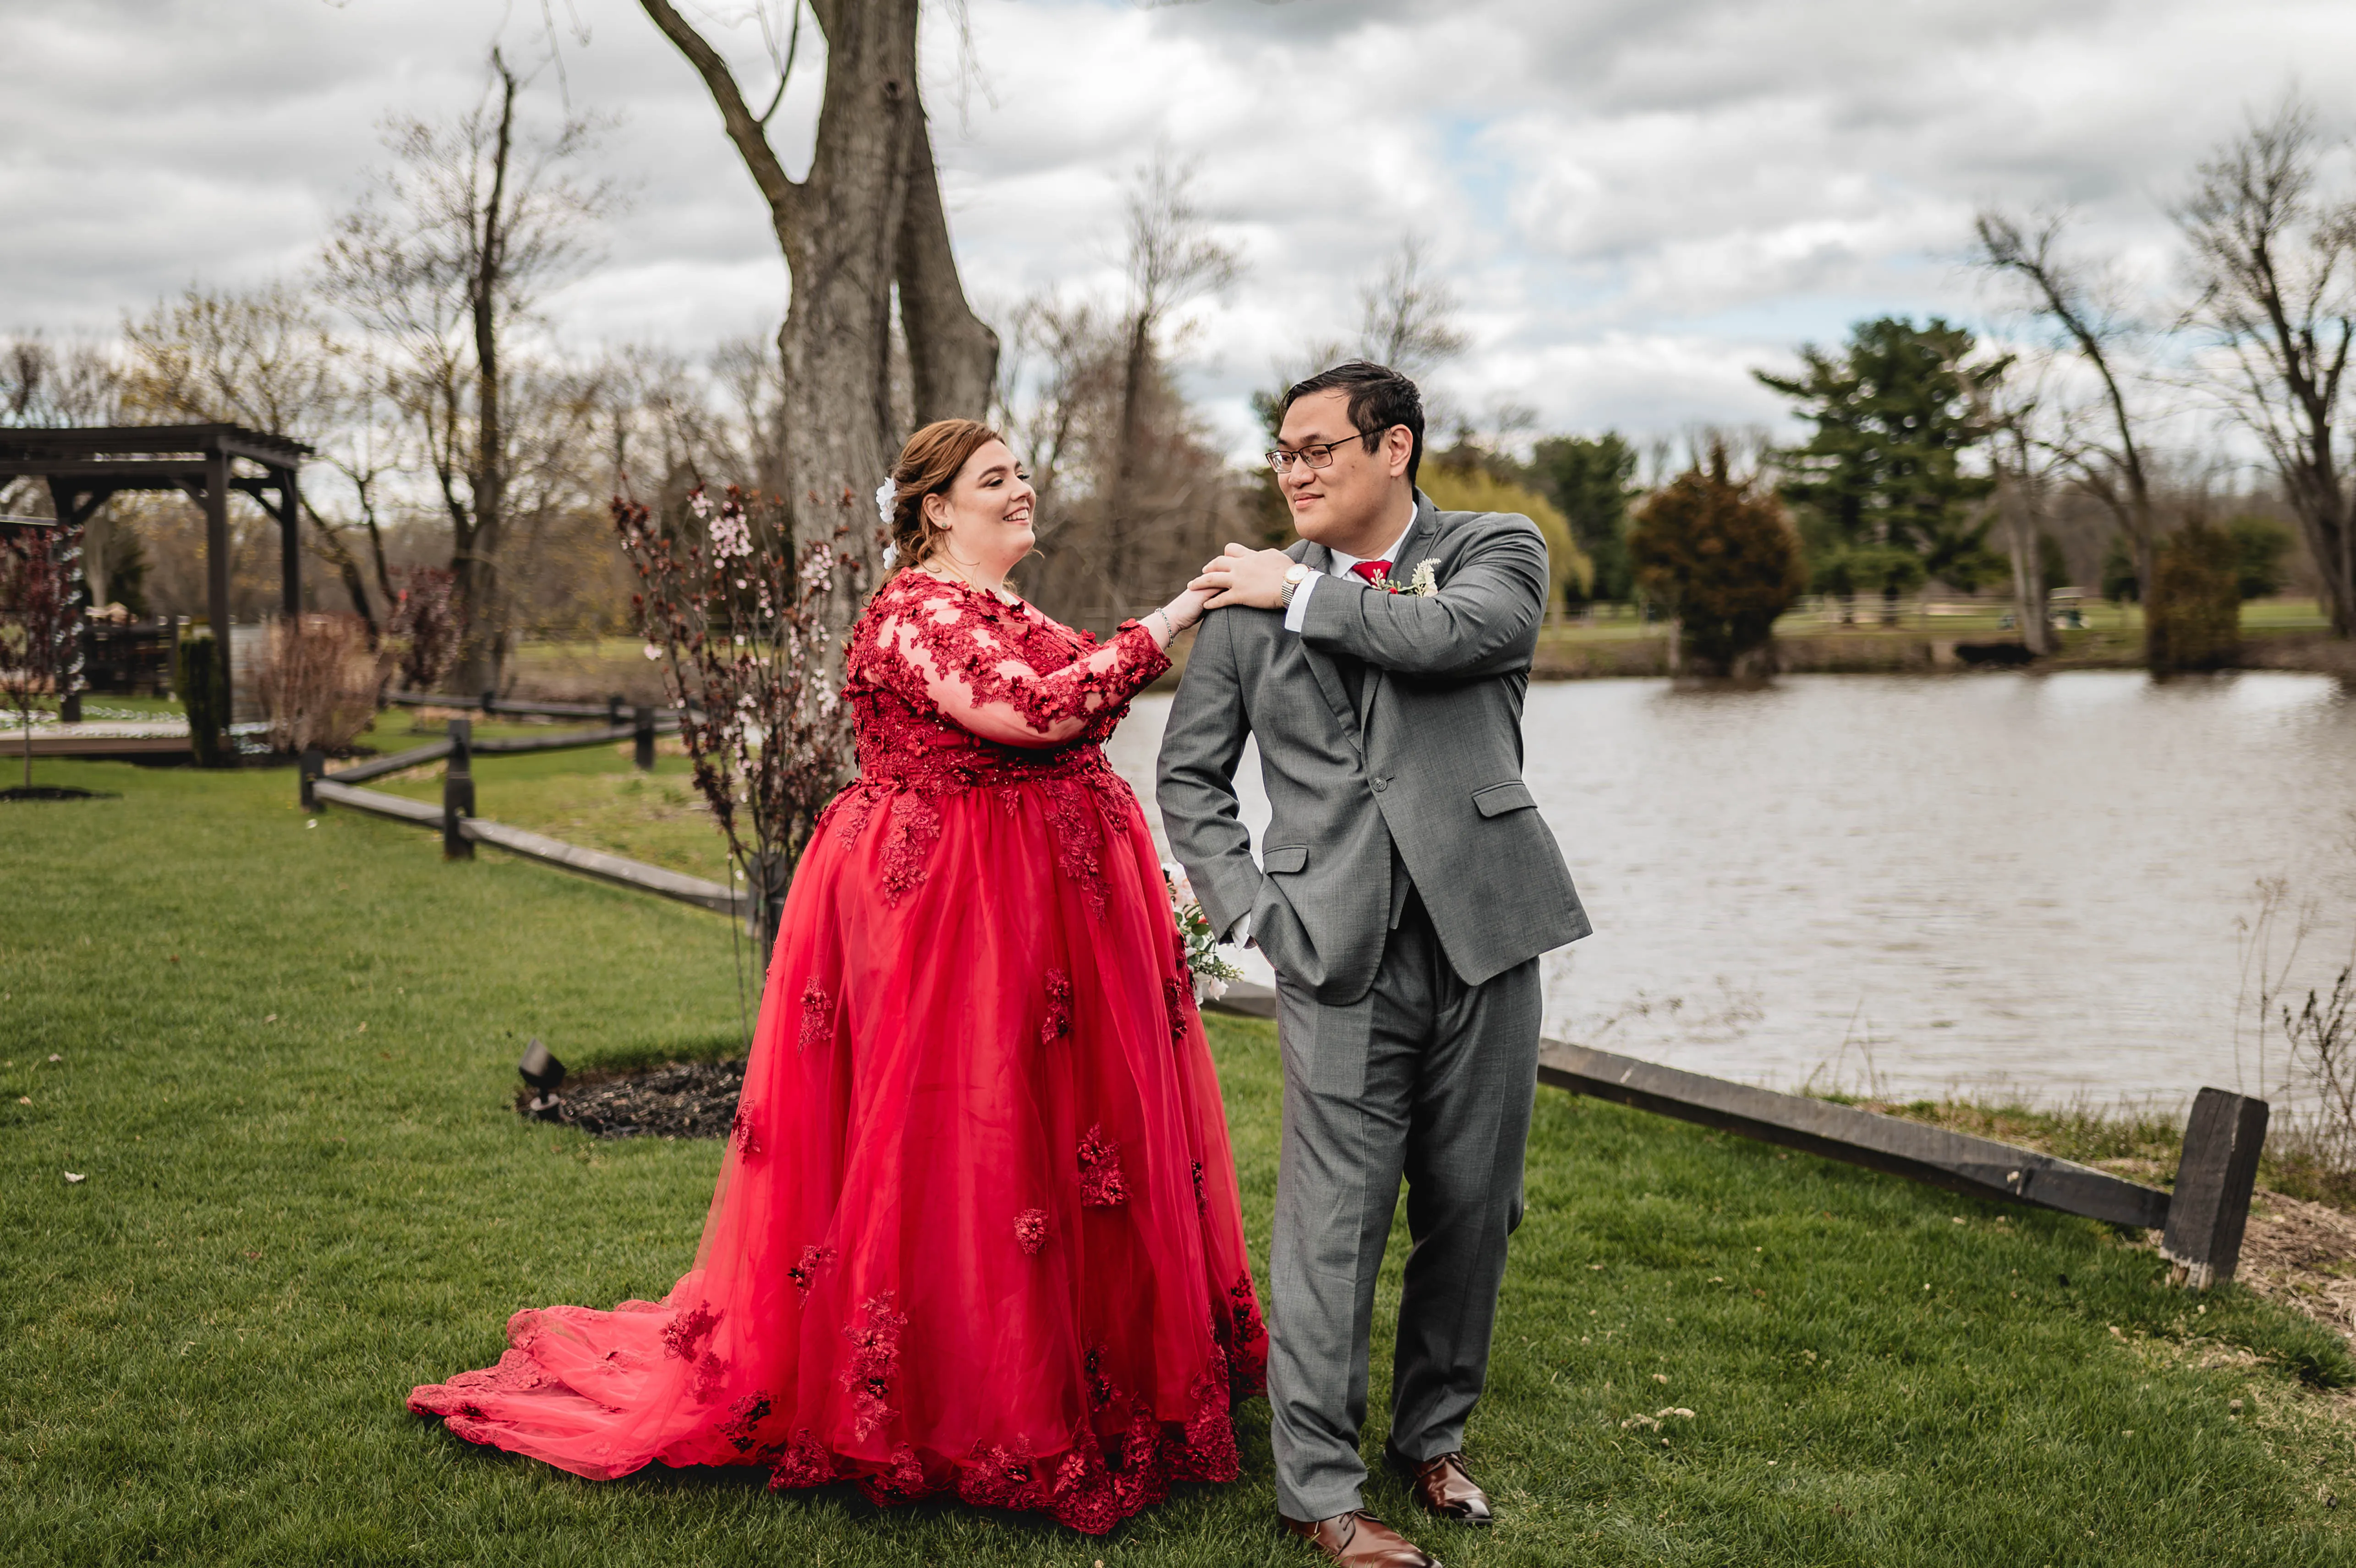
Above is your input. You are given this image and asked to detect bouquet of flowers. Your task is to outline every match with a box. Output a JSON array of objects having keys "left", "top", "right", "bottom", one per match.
[{"left": 1164, "top": 863, "right": 1244, "bottom": 1004}]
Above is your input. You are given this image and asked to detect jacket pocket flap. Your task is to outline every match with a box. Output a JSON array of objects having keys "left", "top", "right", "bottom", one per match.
[
  {"left": 1472, "top": 781, "right": 1536, "bottom": 818},
  {"left": 1262, "top": 845, "right": 1309, "bottom": 874}
]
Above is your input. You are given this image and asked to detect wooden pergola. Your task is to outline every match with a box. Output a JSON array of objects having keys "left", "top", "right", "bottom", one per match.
[{"left": 0, "top": 424, "right": 313, "bottom": 723}]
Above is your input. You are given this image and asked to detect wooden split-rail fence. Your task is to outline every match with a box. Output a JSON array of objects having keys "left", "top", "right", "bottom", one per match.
[
  {"left": 303, "top": 703, "right": 748, "bottom": 923},
  {"left": 305, "top": 702, "right": 2269, "bottom": 1289}
]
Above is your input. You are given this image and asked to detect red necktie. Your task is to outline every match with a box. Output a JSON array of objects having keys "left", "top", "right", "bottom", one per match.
[{"left": 1349, "top": 559, "right": 1392, "bottom": 586}]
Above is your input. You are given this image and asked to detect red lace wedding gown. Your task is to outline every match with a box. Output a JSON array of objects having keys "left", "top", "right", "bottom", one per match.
[{"left": 410, "top": 572, "right": 1266, "bottom": 1531}]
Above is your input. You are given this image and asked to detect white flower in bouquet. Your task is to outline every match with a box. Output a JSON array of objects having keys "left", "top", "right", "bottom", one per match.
[{"left": 1163, "top": 861, "right": 1243, "bottom": 1004}]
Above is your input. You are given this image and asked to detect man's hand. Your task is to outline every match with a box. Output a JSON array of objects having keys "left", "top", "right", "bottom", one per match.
[{"left": 1191, "top": 543, "right": 1295, "bottom": 611}]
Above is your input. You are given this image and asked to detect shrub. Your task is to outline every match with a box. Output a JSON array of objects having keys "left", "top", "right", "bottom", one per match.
[
  {"left": 2226, "top": 514, "right": 2295, "bottom": 601},
  {"left": 2101, "top": 533, "right": 2141, "bottom": 602},
  {"left": 386, "top": 567, "right": 462, "bottom": 694},
  {"left": 257, "top": 614, "right": 390, "bottom": 755},
  {"left": 614, "top": 486, "right": 864, "bottom": 952},
  {"left": 0, "top": 519, "right": 85, "bottom": 787},
  {"left": 173, "top": 623, "right": 230, "bottom": 768},
  {"left": 2147, "top": 520, "right": 2240, "bottom": 673},
  {"left": 1628, "top": 446, "right": 1807, "bottom": 676}
]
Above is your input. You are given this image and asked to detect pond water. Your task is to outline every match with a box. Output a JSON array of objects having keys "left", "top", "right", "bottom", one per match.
[{"left": 1103, "top": 671, "right": 2356, "bottom": 1108}]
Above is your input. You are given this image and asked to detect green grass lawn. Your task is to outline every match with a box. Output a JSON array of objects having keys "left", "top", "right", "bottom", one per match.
[{"left": 8, "top": 759, "right": 2356, "bottom": 1566}]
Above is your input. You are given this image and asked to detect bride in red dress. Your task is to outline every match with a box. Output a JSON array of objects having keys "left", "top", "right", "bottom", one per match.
[{"left": 410, "top": 420, "right": 1265, "bottom": 1532}]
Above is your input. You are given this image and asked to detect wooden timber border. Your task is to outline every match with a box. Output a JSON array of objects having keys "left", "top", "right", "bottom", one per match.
[{"left": 1203, "top": 982, "right": 2267, "bottom": 1289}]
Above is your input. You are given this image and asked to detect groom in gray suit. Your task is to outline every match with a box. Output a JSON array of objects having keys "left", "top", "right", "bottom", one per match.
[{"left": 1159, "top": 362, "right": 1589, "bottom": 1567}]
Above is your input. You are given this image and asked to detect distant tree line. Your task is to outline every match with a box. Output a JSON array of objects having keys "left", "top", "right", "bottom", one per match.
[{"left": 5, "top": 57, "right": 2348, "bottom": 690}]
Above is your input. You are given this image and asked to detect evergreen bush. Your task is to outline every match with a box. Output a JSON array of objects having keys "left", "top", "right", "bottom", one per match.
[
  {"left": 174, "top": 623, "right": 229, "bottom": 767},
  {"left": 2148, "top": 520, "right": 2241, "bottom": 673},
  {"left": 1629, "top": 445, "right": 1808, "bottom": 677}
]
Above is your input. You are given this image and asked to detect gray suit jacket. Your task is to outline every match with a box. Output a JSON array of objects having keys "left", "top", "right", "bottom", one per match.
[{"left": 1156, "top": 492, "right": 1590, "bottom": 1006}]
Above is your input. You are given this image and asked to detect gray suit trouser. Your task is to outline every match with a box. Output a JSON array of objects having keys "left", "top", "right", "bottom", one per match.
[{"left": 1267, "top": 891, "right": 1544, "bottom": 1521}]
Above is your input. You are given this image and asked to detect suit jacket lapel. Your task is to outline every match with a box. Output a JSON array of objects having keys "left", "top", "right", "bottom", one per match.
[
  {"left": 1355, "top": 492, "right": 1439, "bottom": 735},
  {"left": 1288, "top": 539, "right": 1364, "bottom": 760}
]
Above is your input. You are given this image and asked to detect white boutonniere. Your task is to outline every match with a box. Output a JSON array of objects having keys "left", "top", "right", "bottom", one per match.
[{"left": 1367, "top": 561, "right": 1440, "bottom": 596}]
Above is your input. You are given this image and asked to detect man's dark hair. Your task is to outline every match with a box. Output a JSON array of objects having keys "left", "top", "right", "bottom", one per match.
[{"left": 1280, "top": 360, "right": 1424, "bottom": 488}]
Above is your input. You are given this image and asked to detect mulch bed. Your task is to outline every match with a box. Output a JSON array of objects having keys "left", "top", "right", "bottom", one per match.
[
  {"left": 0, "top": 786, "right": 117, "bottom": 801},
  {"left": 517, "top": 1058, "right": 744, "bottom": 1140}
]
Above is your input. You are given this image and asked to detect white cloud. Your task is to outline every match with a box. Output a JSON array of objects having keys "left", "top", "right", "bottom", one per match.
[{"left": 3, "top": 0, "right": 2352, "bottom": 457}]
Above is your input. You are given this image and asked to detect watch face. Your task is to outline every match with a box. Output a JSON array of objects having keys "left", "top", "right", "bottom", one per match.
[{"left": 1284, "top": 564, "right": 1310, "bottom": 583}]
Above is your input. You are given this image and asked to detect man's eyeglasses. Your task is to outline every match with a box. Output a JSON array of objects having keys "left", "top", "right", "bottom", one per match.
[{"left": 1265, "top": 435, "right": 1371, "bottom": 475}]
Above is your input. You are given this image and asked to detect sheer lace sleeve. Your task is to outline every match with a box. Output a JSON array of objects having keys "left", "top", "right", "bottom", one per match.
[{"left": 871, "top": 578, "right": 1171, "bottom": 749}]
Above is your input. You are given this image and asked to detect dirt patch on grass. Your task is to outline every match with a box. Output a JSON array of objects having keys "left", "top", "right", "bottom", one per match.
[
  {"left": 2239, "top": 1191, "right": 2356, "bottom": 1346},
  {"left": 519, "top": 1058, "right": 742, "bottom": 1140},
  {"left": 1852, "top": 1095, "right": 2356, "bottom": 1351}
]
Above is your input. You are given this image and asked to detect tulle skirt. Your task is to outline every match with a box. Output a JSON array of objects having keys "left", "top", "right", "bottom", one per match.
[{"left": 410, "top": 766, "right": 1266, "bottom": 1533}]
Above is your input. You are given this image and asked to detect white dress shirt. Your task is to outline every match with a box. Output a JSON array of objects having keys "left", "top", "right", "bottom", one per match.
[{"left": 1282, "top": 499, "right": 1419, "bottom": 632}]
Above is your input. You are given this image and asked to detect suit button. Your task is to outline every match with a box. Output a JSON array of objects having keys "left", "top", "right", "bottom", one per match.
[{"left": 1371, "top": 776, "right": 1388, "bottom": 792}]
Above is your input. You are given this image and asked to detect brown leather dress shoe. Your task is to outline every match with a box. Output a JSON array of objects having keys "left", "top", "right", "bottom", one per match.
[
  {"left": 1279, "top": 1508, "right": 1442, "bottom": 1568},
  {"left": 1383, "top": 1445, "right": 1494, "bottom": 1526}
]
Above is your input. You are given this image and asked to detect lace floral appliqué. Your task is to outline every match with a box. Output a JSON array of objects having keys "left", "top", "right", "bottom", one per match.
[
  {"left": 1014, "top": 1207, "right": 1050, "bottom": 1255},
  {"left": 797, "top": 983, "right": 834, "bottom": 1051},
  {"left": 786, "top": 1244, "right": 836, "bottom": 1301},
  {"left": 1041, "top": 969, "right": 1073, "bottom": 1044},
  {"left": 1077, "top": 1124, "right": 1126, "bottom": 1208},
  {"left": 842, "top": 1291, "right": 909, "bottom": 1441}
]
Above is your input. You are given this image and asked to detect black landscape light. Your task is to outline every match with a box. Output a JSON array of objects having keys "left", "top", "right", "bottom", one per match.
[{"left": 518, "top": 1037, "right": 566, "bottom": 1116}]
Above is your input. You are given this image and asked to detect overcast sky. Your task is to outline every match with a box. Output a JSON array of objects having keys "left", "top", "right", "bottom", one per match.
[{"left": 5, "top": 0, "right": 2351, "bottom": 457}]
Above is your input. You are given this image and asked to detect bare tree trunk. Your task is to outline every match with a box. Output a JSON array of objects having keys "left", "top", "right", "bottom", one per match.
[
  {"left": 453, "top": 58, "right": 518, "bottom": 692},
  {"left": 1998, "top": 486, "right": 2053, "bottom": 656},
  {"left": 896, "top": 90, "right": 998, "bottom": 426},
  {"left": 301, "top": 500, "right": 382, "bottom": 637},
  {"left": 1973, "top": 211, "right": 2162, "bottom": 658},
  {"left": 640, "top": 0, "right": 997, "bottom": 647},
  {"left": 1107, "top": 314, "right": 1152, "bottom": 600}
]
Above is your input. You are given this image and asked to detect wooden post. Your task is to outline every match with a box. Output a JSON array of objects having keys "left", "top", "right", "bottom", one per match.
[
  {"left": 443, "top": 717, "right": 474, "bottom": 859},
  {"left": 202, "top": 449, "right": 233, "bottom": 760},
  {"left": 276, "top": 470, "right": 301, "bottom": 617},
  {"left": 607, "top": 692, "right": 625, "bottom": 726},
  {"left": 481, "top": 689, "right": 497, "bottom": 715},
  {"left": 2161, "top": 1087, "right": 2269, "bottom": 1289},
  {"left": 633, "top": 704, "right": 656, "bottom": 770},
  {"left": 299, "top": 748, "right": 323, "bottom": 811}
]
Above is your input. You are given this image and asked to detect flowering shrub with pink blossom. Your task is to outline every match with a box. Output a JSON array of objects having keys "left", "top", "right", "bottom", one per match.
[
  {"left": 613, "top": 485, "right": 867, "bottom": 946},
  {"left": 387, "top": 567, "right": 462, "bottom": 694},
  {"left": 0, "top": 519, "right": 84, "bottom": 790}
]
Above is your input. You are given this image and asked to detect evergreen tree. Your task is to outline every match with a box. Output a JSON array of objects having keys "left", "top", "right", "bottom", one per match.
[
  {"left": 1756, "top": 317, "right": 2004, "bottom": 617},
  {"left": 1530, "top": 433, "right": 1639, "bottom": 602}
]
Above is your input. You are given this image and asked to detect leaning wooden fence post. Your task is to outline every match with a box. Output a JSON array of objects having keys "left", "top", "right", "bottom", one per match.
[
  {"left": 443, "top": 717, "right": 475, "bottom": 860},
  {"left": 2161, "top": 1087, "right": 2269, "bottom": 1289},
  {"left": 607, "top": 692, "right": 625, "bottom": 726},
  {"left": 633, "top": 704, "right": 656, "bottom": 771},
  {"left": 298, "top": 747, "right": 323, "bottom": 811}
]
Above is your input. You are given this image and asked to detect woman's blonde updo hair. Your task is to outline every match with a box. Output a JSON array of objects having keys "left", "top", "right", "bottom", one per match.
[{"left": 885, "top": 418, "right": 1005, "bottom": 571}]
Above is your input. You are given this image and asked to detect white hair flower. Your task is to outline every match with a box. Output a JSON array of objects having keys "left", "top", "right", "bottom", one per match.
[
  {"left": 873, "top": 476, "right": 897, "bottom": 526},
  {"left": 880, "top": 542, "right": 899, "bottom": 569}
]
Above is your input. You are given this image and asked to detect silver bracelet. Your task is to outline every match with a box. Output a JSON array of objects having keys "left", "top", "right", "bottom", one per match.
[{"left": 1151, "top": 607, "right": 1176, "bottom": 640}]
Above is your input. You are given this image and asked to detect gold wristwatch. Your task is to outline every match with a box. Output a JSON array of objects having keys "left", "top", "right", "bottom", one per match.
[{"left": 1280, "top": 562, "right": 1311, "bottom": 609}]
